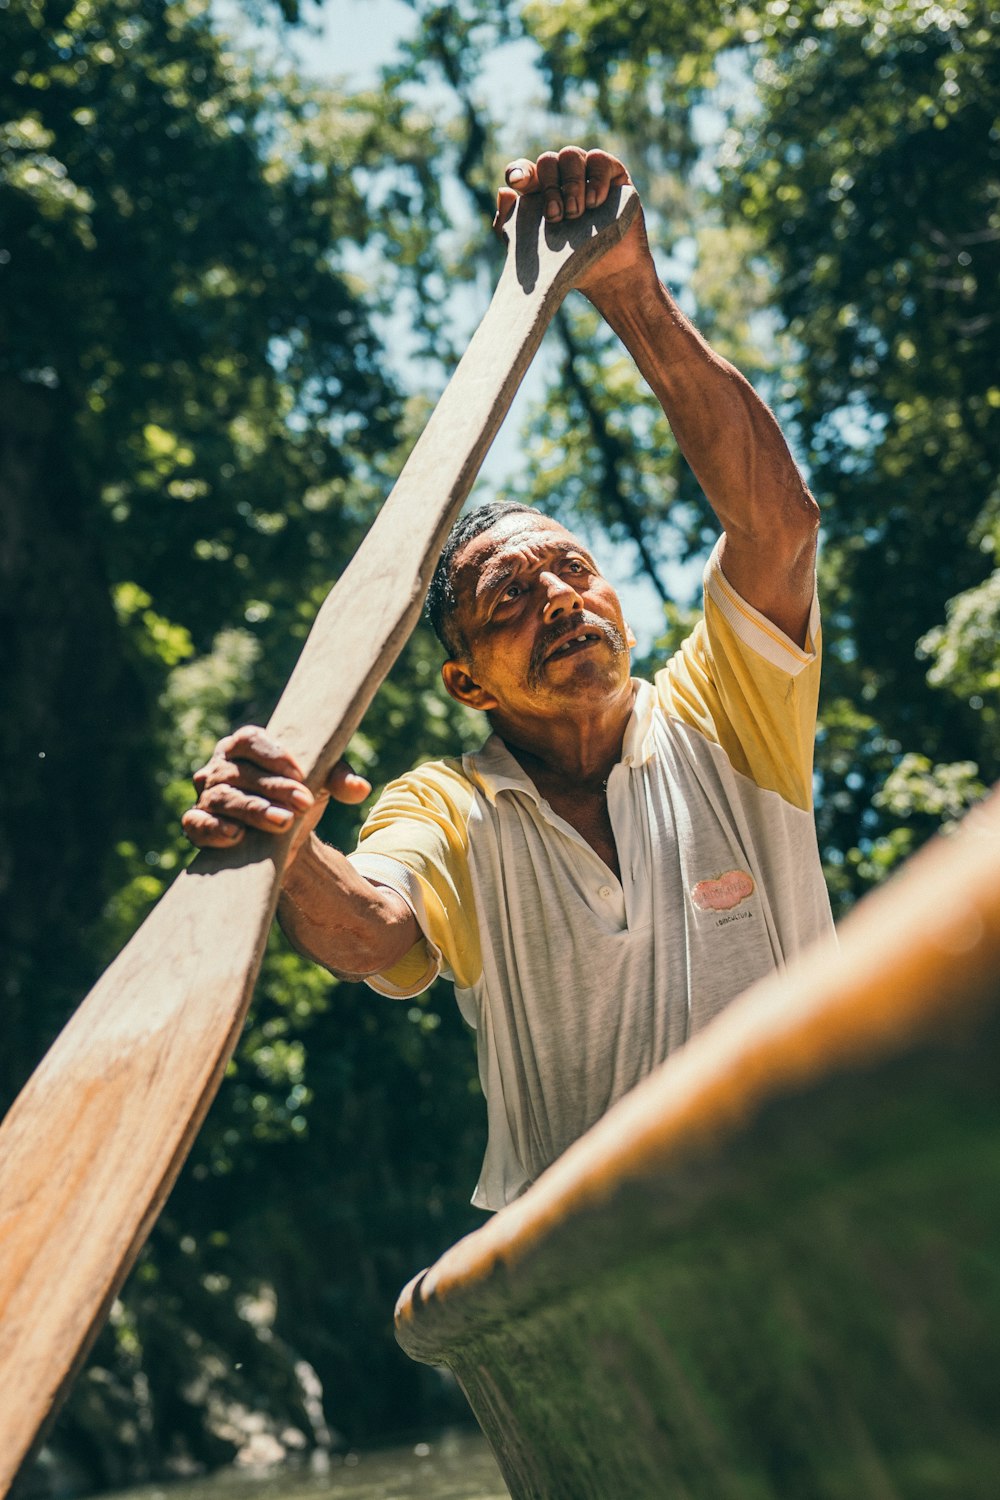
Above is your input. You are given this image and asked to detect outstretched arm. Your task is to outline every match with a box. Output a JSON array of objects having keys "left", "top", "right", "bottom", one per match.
[
  {"left": 495, "top": 147, "right": 820, "bottom": 647},
  {"left": 182, "top": 727, "right": 418, "bottom": 981}
]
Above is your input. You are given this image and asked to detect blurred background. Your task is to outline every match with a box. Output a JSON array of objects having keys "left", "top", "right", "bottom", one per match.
[{"left": 2, "top": 0, "right": 997, "bottom": 1490}]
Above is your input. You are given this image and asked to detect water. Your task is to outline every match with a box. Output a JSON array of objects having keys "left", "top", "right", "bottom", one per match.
[{"left": 102, "top": 1430, "right": 509, "bottom": 1500}]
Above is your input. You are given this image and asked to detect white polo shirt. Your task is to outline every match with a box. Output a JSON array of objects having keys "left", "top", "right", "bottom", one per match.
[{"left": 349, "top": 545, "right": 834, "bottom": 1209}]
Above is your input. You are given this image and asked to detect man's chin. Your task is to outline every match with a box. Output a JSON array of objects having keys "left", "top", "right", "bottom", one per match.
[
  {"left": 533, "top": 626, "right": 622, "bottom": 675},
  {"left": 535, "top": 651, "right": 630, "bottom": 697}
]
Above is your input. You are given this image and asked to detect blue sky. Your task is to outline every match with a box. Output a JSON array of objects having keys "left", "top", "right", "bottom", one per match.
[{"left": 295, "top": 0, "right": 418, "bottom": 83}]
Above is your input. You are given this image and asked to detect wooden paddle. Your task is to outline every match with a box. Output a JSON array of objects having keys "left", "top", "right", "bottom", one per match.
[{"left": 0, "top": 183, "right": 639, "bottom": 1488}]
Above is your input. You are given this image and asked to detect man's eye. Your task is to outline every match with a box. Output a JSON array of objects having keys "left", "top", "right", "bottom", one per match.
[
  {"left": 500, "top": 583, "right": 522, "bottom": 602},
  {"left": 566, "top": 560, "right": 585, "bottom": 574}
]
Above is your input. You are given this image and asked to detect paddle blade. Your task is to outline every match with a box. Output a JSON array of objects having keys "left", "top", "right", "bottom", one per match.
[{"left": 0, "top": 844, "right": 281, "bottom": 1485}]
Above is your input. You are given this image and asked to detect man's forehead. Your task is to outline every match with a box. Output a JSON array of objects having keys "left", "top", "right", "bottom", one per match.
[{"left": 455, "top": 514, "right": 589, "bottom": 579}]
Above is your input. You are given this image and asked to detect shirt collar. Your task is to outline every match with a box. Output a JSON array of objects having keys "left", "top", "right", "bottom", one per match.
[{"left": 463, "top": 678, "right": 657, "bottom": 805}]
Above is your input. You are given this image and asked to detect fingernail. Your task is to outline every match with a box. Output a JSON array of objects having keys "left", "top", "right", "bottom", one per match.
[
  {"left": 265, "top": 807, "right": 293, "bottom": 827},
  {"left": 290, "top": 788, "right": 313, "bottom": 810},
  {"left": 545, "top": 201, "right": 560, "bottom": 219},
  {"left": 586, "top": 188, "right": 597, "bottom": 207},
  {"left": 506, "top": 167, "right": 525, "bottom": 183}
]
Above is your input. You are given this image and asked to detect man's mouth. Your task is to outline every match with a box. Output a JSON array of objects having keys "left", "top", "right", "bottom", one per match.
[
  {"left": 527, "top": 614, "right": 628, "bottom": 688},
  {"left": 545, "top": 628, "right": 605, "bottom": 663}
]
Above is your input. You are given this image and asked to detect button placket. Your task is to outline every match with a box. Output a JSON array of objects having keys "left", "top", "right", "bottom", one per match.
[{"left": 611, "top": 759, "right": 650, "bottom": 931}]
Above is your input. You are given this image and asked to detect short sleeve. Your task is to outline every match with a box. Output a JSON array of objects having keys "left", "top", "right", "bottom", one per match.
[
  {"left": 654, "top": 540, "right": 821, "bottom": 811},
  {"left": 348, "top": 759, "right": 481, "bottom": 997}
]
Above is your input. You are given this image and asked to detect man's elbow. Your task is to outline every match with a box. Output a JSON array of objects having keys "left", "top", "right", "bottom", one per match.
[
  {"left": 798, "top": 487, "right": 822, "bottom": 539},
  {"left": 325, "top": 962, "right": 380, "bottom": 984},
  {"left": 760, "top": 479, "right": 820, "bottom": 577},
  {"left": 285, "top": 906, "right": 419, "bottom": 987}
]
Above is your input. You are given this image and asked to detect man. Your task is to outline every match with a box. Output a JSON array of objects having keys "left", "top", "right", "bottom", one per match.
[{"left": 183, "top": 148, "right": 834, "bottom": 1210}]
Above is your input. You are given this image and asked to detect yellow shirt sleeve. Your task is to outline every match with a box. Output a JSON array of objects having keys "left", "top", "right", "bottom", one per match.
[
  {"left": 349, "top": 758, "right": 481, "bottom": 996},
  {"left": 655, "top": 541, "right": 821, "bottom": 811}
]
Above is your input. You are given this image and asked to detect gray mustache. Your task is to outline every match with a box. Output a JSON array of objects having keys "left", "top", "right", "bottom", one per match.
[{"left": 528, "top": 613, "right": 628, "bottom": 685}]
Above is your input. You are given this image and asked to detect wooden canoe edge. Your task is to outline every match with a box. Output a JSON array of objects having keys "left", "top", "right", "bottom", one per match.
[{"left": 394, "top": 788, "right": 1000, "bottom": 1363}]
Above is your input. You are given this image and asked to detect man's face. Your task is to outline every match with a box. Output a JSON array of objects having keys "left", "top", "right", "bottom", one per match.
[{"left": 442, "top": 514, "right": 635, "bottom": 722}]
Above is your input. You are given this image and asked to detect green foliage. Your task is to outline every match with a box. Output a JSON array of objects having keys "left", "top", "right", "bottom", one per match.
[
  {"left": 920, "top": 557, "right": 1000, "bottom": 751},
  {"left": 876, "top": 750, "right": 986, "bottom": 822},
  {"left": 3, "top": 0, "right": 486, "bottom": 1484},
  {"left": 728, "top": 0, "right": 998, "bottom": 892},
  {"left": 1, "top": 0, "right": 408, "bottom": 1101},
  {"left": 7, "top": 0, "right": 999, "bottom": 1485}
]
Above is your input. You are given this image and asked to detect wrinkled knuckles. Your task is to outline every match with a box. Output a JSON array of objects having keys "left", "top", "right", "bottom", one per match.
[
  {"left": 181, "top": 808, "right": 243, "bottom": 848},
  {"left": 191, "top": 759, "right": 216, "bottom": 790},
  {"left": 205, "top": 759, "right": 242, "bottom": 789},
  {"left": 201, "top": 785, "right": 252, "bottom": 818}
]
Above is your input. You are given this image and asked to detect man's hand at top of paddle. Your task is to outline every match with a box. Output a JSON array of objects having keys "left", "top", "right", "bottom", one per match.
[
  {"left": 181, "top": 726, "right": 370, "bottom": 864},
  {"left": 493, "top": 146, "right": 656, "bottom": 301}
]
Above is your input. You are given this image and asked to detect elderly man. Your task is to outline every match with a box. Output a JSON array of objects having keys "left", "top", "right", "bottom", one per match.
[{"left": 183, "top": 148, "right": 834, "bottom": 1210}]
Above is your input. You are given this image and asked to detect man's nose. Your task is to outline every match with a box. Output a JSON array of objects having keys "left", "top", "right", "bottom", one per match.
[{"left": 541, "top": 571, "right": 584, "bottom": 621}]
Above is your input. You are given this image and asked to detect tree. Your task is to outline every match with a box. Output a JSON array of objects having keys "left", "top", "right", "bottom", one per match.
[
  {"left": 2, "top": 0, "right": 394, "bottom": 1102},
  {"left": 729, "top": 0, "right": 999, "bottom": 898},
  {"left": 12, "top": 0, "right": 996, "bottom": 1482},
  {"left": 3, "top": 0, "right": 488, "bottom": 1482}
]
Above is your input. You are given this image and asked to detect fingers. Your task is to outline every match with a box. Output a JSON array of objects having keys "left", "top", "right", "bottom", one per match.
[
  {"left": 183, "top": 723, "right": 371, "bottom": 852},
  {"left": 580, "top": 149, "right": 631, "bottom": 210},
  {"left": 195, "top": 756, "right": 313, "bottom": 812},
  {"left": 214, "top": 726, "right": 305, "bottom": 782},
  {"left": 494, "top": 159, "right": 537, "bottom": 238},
  {"left": 494, "top": 147, "right": 632, "bottom": 235},
  {"left": 504, "top": 156, "right": 539, "bottom": 194},
  {"left": 537, "top": 147, "right": 587, "bottom": 221},
  {"left": 185, "top": 780, "right": 302, "bottom": 848},
  {"left": 181, "top": 805, "right": 247, "bottom": 849},
  {"left": 326, "top": 759, "right": 373, "bottom": 805}
]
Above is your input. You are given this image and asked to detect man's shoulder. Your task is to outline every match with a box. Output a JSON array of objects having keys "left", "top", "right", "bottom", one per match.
[
  {"left": 393, "top": 753, "right": 471, "bottom": 789},
  {"left": 373, "top": 752, "right": 473, "bottom": 806},
  {"left": 353, "top": 753, "right": 479, "bottom": 883}
]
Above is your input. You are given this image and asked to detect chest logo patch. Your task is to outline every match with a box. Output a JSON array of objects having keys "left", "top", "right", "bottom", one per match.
[{"left": 691, "top": 869, "right": 755, "bottom": 913}]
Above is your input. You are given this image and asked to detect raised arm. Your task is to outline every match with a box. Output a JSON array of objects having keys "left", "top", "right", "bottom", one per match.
[
  {"left": 495, "top": 147, "right": 820, "bottom": 647},
  {"left": 182, "top": 727, "right": 418, "bottom": 981}
]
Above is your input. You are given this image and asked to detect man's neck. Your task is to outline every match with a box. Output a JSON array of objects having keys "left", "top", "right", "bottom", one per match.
[{"left": 493, "top": 682, "right": 636, "bottom": 794}]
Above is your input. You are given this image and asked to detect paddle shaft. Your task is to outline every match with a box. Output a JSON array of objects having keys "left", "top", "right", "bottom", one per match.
[{"left": 0, "top": 185, "right": 639, "bottom": 1489}]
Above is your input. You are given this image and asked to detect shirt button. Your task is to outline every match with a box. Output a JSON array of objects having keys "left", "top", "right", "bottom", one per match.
[{"left": 599, "top": 885, "right": 613, "bottom": 899}]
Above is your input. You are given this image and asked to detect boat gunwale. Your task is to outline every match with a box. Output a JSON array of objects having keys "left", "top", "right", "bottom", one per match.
[{"left": 395, "top": 790, "right": 1000, "bottom": 1365}]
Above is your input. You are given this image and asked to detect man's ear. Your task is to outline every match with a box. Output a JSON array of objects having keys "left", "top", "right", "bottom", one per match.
[
  {"left": 625, "top": 623, "right": 637, "bottom": 649},
  {"left": 441, "top": 660, "right": 498, "bottom": 712}
]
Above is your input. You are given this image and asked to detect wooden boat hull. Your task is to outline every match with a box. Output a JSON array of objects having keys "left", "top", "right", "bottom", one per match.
[{"left": 396, "top": 796, "right": 1000, "bottom": 1499}]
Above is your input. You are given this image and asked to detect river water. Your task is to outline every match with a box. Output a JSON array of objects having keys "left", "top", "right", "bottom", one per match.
[{"left": 104, "top": 1430, "right": 509, "bottom": 1500}]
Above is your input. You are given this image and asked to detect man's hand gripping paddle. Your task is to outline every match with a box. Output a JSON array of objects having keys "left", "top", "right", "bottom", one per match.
[{"left": 0, "top": 184, "right": 638, "bottom": 1488}]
